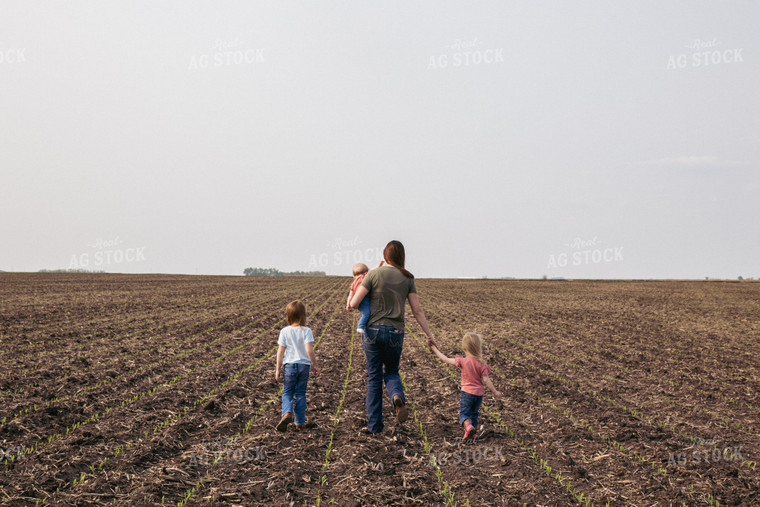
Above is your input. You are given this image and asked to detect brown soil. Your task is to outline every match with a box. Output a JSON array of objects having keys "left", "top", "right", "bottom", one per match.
[{"left": 0, "top": 274, "right": 758, "bottom": 506}]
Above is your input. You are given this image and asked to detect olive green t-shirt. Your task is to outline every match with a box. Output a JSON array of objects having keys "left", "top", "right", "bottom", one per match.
[{"left": 361, "top": 265, "right": 417, "bottom": 331}]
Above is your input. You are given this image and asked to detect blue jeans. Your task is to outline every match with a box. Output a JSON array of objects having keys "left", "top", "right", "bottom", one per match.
[
  {"left": 282, "top": 363, "right": 310, "bottom": 425},
  {"left": 363, "top": 325, "right": 405, "bottom": 433},
  {"left": 357, "top": 296, "right": 370, "bottom": 332},
  {"left": 459, "top": 391, "right": 483, "bottom": 427}
]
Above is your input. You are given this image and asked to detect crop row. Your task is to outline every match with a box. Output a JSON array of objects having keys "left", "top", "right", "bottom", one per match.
[
  {"left": 0, "top": 289, "right": 284, "bottom": 403},
  {"left": 316, "top": 317, "right": 355, "bottom": 506},
  {"left": 0, "top": 279, "right": 264, "bottom": 358},
  {"left": 428, "top": 309, "right": 670, "bottom": 476},
  {"left": 15, "top": 284, "right": 342, "bottom": 505},
  {"left": 6, "top": 282, "right": 341, "bottom": 469},
  {"left": 0, "top": 278, "right": 335, "bottom": 376},
  {"left": 0, "top": 289, "right": 302, "bottom": 429},
  {"left": 420, "top": 293, "right": 756, "bottom": 503},
  {"left": 404, "top": 326, "right": 583, "bottom": 506},
  {"left": 172, "top": 295, "right": 342, "bottom": 507},
  {"left": 0, "top": 274, "right": 282, "bottom": 336},
  {"left": 439, "top": 283, "right": 760, "bottom": 398},
  {"left": 486, "top": 293, "right": 760, "bottom": 425},
  {"left": 0, "top": 288, "right": 262, "bottom": 385},
  {"left": 503, "top": 281, "right": 758, "bottom": 354},
  {"left": 436, "top": 297, "right": 760, "bottom": 443},
  {"left": 423, "top": 290, "right": 760, "bottom": 471},
  {"left": 398, "top": 370, "right": 460, "bottom": 507}
]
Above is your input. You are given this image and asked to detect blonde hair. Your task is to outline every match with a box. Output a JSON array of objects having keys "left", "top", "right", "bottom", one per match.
[
  {"left": 462, "top": 332, "right": 484, "bottom": 363},
  {"left": 286, "top": 300, "right": 307, "bottom": 326},
  {"left": 352, "top": 263, "right": 369, "bottom": 276}
]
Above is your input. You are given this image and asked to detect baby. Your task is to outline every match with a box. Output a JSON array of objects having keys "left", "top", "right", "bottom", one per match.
[{"left": 347, "top": 263, "right": 370, "bottom": 335}]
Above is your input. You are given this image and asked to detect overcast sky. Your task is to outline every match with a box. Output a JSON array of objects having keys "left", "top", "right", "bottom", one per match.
[{"left": 2, "top": 1, "right": 758, "bottom": 278}]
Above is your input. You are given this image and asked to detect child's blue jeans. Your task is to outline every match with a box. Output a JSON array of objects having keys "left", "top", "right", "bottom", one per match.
[
  {"left": 459, "top": 391, "right": 483, "bottom": 427},
  {"left": 357, "top": 295, "right": 370, "bottom": 332},
  {"left": 282, "top": 363, "right": 310, "bottom": 425}
]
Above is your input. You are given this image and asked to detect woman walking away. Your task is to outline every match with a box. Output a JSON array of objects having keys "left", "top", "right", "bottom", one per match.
[{"left": 348, "top": 240, "right": 438, "bottom": 434}]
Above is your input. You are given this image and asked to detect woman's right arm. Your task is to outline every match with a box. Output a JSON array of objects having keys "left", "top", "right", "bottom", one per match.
[{"left": 408, "top": 292, "right": 438, "bottom": 349}]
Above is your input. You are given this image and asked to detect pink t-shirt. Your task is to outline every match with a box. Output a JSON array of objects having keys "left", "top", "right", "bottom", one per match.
[
  {"left": 350, "top": 273, "right": 366, "bottom": 293},
  {"left": 455, "top": 355, "right": 492, "bottom": 396}
]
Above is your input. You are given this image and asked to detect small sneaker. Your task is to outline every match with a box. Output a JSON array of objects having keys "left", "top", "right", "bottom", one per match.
[
  {"left": 393, "top": 395, "right": 408, "bottom": 424},
  {"left": 463, "top": 423, "right": 476, "bottom": 441},
  {"left": 276, "top": 412, "right": 293, "bottom": 432}
]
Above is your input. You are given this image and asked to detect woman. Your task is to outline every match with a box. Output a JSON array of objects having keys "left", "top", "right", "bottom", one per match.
[{"left": 348, "top": 240, "right": 438, "bottom": 434}]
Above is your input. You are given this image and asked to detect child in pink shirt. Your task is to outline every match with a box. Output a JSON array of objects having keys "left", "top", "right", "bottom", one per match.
[{"left": 431, "top": 332, "right": 502, "bottom": 441}]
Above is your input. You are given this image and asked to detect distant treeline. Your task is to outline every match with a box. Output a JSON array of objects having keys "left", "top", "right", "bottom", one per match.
[
  {"left": 243, "top": 267, "right": 326, "bottom": 277},
  {"left": 39, "top": 268, "right": 105, "bottom": 273}
]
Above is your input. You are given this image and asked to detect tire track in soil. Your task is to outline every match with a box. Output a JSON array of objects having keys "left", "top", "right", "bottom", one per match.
[
  {"left": 113, "top": 288, "right": 347, "bottom": 506},
  {"left": 2, "top": 281, "right": 341, "bottom": 505},
  {"left": 419, "top": 286, "right": 760, "bottom": 505}
]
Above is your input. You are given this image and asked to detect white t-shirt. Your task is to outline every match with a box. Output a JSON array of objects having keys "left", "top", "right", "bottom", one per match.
[{"left": 278, "top": 325, "right": 315, "bottom": 365}]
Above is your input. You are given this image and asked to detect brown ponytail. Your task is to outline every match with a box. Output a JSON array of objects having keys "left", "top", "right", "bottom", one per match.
[{"left": 383, "top": 240, "right": 414, "bottom": 279}]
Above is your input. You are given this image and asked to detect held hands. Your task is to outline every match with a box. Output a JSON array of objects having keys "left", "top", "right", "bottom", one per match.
[{"left": 426, "top": 334, "right": 439, "bottom": 351}]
